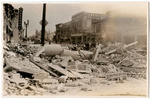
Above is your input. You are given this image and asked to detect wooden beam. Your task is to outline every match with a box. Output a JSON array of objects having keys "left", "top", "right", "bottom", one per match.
[
  {"left": 28, "top": 58, "right": 58, "bottom": 77},
  {"left": 105, "top": 41, "right": 138, "bottom": 55}
]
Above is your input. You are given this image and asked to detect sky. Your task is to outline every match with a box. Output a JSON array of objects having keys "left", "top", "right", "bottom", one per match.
[{"left": 10, "top": 2, "right": 147, "bottom": 36}]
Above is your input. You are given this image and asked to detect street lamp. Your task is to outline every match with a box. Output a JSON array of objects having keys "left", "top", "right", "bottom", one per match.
[{"left": 24, "top": 20, "right": 29, "bottom": 38}]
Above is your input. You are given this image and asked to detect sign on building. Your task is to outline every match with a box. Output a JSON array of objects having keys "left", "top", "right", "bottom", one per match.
[
  {"left": 18, "top": 7, "right": 23, "bottom": 31},
  {"left": 39, "top": 20, "right": 48, "bottom": 26}
]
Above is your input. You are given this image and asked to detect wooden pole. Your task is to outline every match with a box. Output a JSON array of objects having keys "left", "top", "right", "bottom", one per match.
[{"left": 41, "top": 3, "right": 46, "bottom": 46}]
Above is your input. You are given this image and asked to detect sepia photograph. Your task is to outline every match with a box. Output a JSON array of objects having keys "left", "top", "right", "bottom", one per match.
[{"left": 2, "top": 1, "right": 148, "bottom": 97}]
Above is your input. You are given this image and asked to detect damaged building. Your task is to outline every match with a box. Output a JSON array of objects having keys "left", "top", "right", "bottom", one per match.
[
  {"left": 55, "top": 11, "right": 147, "bottom": 45},
  {"left": 3, "top": 3, "right": 24, "bottom": 43}
]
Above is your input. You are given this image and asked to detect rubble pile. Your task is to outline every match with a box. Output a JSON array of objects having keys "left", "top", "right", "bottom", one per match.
[
  {"left": 3, "top": 72, "right": 50, "bottom": 96},
  {"left": 3, "top": 42, "right": 147, "bottom": 96},
  {"left": 6, "top": 43, "right": 38, "bottom": 57}
]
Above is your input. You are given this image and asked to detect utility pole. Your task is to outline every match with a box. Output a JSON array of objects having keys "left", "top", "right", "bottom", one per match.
[
  {"left": 41, "top": 3, "right": 46, "bottom": 46},
  {"left": 24, "top": 20, "right": 29, "bottom": 38}
]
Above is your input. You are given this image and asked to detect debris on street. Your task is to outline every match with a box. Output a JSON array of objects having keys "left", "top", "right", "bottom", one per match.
[{"left": 3, "top": 41, "right": 147, "bottom": 96}]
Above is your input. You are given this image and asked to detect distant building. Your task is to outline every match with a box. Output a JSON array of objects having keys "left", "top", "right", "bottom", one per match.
[
  {"left": 55, "top": 22, "right": 71, "bottom": 43},
  {"left": 55, "top": 11, "right": 108, "bottom": 44}
]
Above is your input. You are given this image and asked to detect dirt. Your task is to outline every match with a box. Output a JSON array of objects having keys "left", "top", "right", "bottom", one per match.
[{"left": 42, "top": 78, "right": 147, "bottom": 97}]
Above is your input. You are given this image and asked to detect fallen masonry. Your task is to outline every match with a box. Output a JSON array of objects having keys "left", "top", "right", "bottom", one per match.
[{"left": 3, "top": 42, "right": 147, "bottom": 96}]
